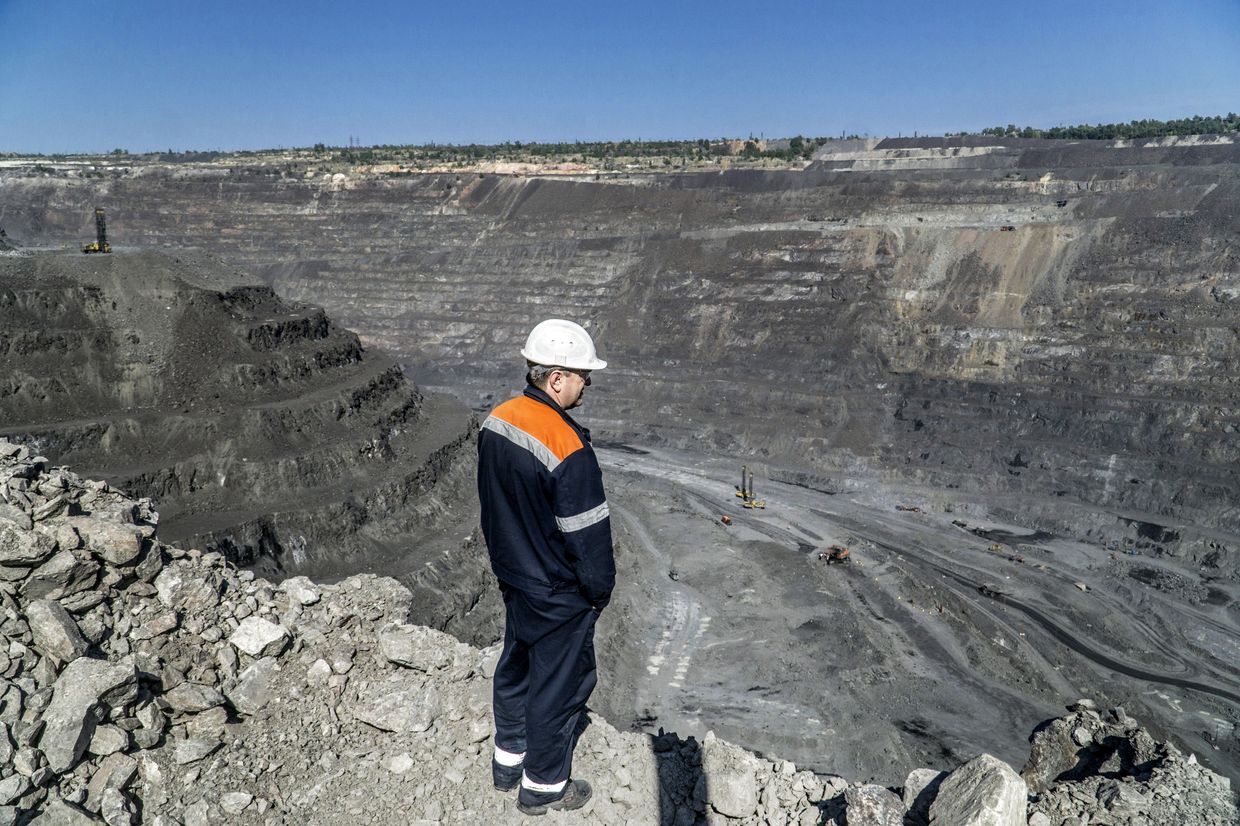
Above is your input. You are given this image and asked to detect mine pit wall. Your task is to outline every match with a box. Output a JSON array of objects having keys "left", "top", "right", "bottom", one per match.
[
  {"left": 0, "top": 251, "right": 500, "bottom": 645},
  {"left": 3, "top": 137, "right": 1239, "bottom": 572}
]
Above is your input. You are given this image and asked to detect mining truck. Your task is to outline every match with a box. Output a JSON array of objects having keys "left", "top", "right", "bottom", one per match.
[{"left": 82, "top": 208, "right": 111, "bottom": 254}]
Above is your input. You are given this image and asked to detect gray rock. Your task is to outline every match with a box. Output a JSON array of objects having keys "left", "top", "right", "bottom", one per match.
[
  {"left": 129, "top": 611, "right": 178, "bottom": 641},
  {"left": 132, "top": 545, "right": 164, "bottom": 583},
  {"left": 0, "top": 564, "right": 29, "bottom": 583},
  {"left": 13, "top": 745, "right": 43, "bottom": 776},
  {"left": 228, "top": 617, "right": 289, "bottom": 658},
  {"left": 0, "top": 502, "right": 32, "bottom": 530},
  {"left": 32, "top": 494, "right": 69, "bottom": 522},
  {"left": 904, "top": 768, "right": 948, "bottom": 825},
  {"left": 281, "top": 576, "right": 320, "bottom": 606},
  {"left": 0, "top": 518, "right": 56, "bottom": 566},
  {"left": 99, "top": 788, "right": 136, "bottom": 826},
  {"left": 86, "top": 752, "right": 138, "bottom": 812},
  {"left": 163, "top": 683, "right": 226, "bottom": 715},
  {"left": 306, "top": 658, "right": 332, "bottom": 685},
  {"left": 701, "top": 732, "right": 760, "bottom": 818},
  {"left": 174, "top": 737, "right": 222, "bottom": 765},
  {"left": 132, "top": 728, "right": 161, "bottom": 750},
  {"left": 135, "top": 702, "right": 169, "bottom": 734},
  {"left": 184, "top": 706, "right": 227, "bottom": 740},
  {"left": 378, "top": 623, "right": 453, "bottom": 671},
  {"left": 21, "top": 551, "right": 99, "bottom": 602},
  {"left": 350, "top": 684, "right": 439, "bottom": 733},
  {"left": 182, "top": 800, "right": 210, "bottom": 826},
  {"left": 1022, "top": 704, "right": 1165, "bottom": 795},
  {"left": 26, "top": 798, "right": 98, "bottom": 825},
  {"left": 225, "top": 656, "right": 277, "bottom": 716},
  {"left": 219, "top": 791, "right": 253, "bottom": 815},
  {"left": 87, "top": 725, "right": 128, "bottom": 756},
  {"left": 329, "top": 644, "right": 354, "bottom": 675},
  {"left": 26, "top": 600, "right": 89, "bottom": 665},
  {"left": 844, "top": 784, "right": 906, "bottom": 826},
  {"left": 929, "top": 753, "right": 1027, "bottom": 826},
  {"left": 154, "top": 564, "right": 220, "bottom": 612},
  {"left": 381, "top": 753, "right": 415, "bottom": 774},
  {"left": 38, "top": 657, "right": 138, "bottom": 772},
  {"left": 67, "top": 519, "right": 143, "bottom": 566},
  {"left": 479, "top": 645, "right": 501, "bottom": 679},
  {"left": 0, "top": 775, "right": 30, "bottom": 806}
]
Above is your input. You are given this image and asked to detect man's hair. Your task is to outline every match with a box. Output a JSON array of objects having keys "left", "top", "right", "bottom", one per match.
[{"left": 526, "top": 361, "right": 557, "bottom": 388}]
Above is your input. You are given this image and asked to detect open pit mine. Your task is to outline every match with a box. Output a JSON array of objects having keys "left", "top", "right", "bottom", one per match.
[{"left": 1, "top": 134, "right": 1239, "bottom": 824}]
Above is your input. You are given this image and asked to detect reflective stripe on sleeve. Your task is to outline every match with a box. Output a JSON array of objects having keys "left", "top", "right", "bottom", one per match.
[
  {"left": 481, "top": 416, "right": 562, "bottom": 472},
  {"left": 555, "top": 501, "right": 610, "bottom": 534}
]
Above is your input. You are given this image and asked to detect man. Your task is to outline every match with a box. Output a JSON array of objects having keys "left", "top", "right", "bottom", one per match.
[{"left": 476, "top": 318, "right": 615, "bottom": 816}]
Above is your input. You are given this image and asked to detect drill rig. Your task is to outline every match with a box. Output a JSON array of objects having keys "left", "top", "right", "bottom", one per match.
[{"left": 82, "top": 208, "right": 111, "bottom": 254}]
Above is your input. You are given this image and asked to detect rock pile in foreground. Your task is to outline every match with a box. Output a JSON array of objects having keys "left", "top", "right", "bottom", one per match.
[{"left": 1, "top": 441, "right": 1235, "bottom": 825}]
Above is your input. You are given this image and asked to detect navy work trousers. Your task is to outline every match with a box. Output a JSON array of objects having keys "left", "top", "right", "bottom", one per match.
[{"left": 493, "top": 584, "right": 599, "bottom": 785}]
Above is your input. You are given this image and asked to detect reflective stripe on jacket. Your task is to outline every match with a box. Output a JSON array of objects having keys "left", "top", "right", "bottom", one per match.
[{"left": 477, "top": 385, "right": 615, "bottom": 608}]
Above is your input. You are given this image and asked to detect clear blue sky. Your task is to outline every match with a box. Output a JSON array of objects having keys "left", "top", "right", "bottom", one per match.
[{"left": 2, "top": 0, "right": 1238, "bottom": 153}]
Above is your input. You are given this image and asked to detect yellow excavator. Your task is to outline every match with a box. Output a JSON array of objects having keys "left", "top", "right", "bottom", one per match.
[{"left": 82, "top": 208, "right": 111, "bottom": 254}]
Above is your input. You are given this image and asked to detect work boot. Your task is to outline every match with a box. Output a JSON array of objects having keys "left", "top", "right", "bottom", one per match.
[
  {"left": 493, "top": 758, "right": 523, "bottom": 792},
  {"left": 516, "top": 778, "right": 593, "bottom": 816}
]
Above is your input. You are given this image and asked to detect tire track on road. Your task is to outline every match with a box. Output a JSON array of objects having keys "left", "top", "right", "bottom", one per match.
[{"left": 612, "top": 504, "right": 710, "bottom": 723}]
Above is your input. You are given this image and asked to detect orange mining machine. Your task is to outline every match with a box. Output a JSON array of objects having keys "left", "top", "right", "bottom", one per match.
[{"left": 818, "top": 545, "right": 851, "bottom": 563}]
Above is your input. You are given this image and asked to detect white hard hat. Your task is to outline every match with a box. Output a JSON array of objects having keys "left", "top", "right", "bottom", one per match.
[{"left": 521, "top": 319, "right": 607, "bottom": 370}]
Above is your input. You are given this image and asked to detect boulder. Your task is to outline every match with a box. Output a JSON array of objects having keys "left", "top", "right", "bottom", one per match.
[
  {"left": 844, "top": 784, "right": 906, "bottom": 826},
  {"left": 281, "top": 576, "right": 320, "bottom": 605},
  {"left": 154, "top": 563, "right": 220, "bottom": 612},
  {"left": 38, "top": 657, "right": 138, "bottom": 772},
  {"left": 87, "top": 725, "right": 129, "bottom": 756},
  {"left": 65, "top": 518, "right": 144, "bottom": 566},
  {"left": 904, "top": 768, "right": 948, "bottom": 825},
  {"left": 86, "top": 752, "right": 138, "bottom": 813},
  {"left": 378, "top": 623, "right": 455, "bottom": 671},
  {"left": 228, "top": 617, "right": 289, "bottom": 658},
  {"left": 21, "top": 551, "right": 99, "bottom": 602},
  {"left": 26, "top": 798, "right": 97, "bottom": 825},
  {"left": 1022, "top": 703, "right": 1162, "bottom": 793},
  {"left": 381, "top": 753, "right": 415, "bottom": 774},
  {"left": 306, "top": 659, "right": 332, "bottom": 685},
  {"left": 0, "top": 518, "right": 56, "bottom": 567},
  {"left": 26, "top": 600, "right": 89, "bottom": 664},
  {"left": 220, "top": 791, "right": 253, "bottom": 815},
  {"left": 129, "top": 611, "right": 178, "bottom": 641},
  {"left": 929, "top": 753, "right": 1027, "bottom": 826},
  {"left": 163, "top": 683, "right": 226, "bottom": 715},
  {"left": 0, "top": 502, "right": 32, "bottom": 531},
  {"left": 0, "top": 775, "right": 29, "bottom": 806},
  {"left": 174, "top": 737, "right": 222, "bottom": 765},
  {"left": 350, "top": 683, "right": 439, "bottom": 733},
  {"left": 184, "top": 706, "right": 227, "bottom": 740},
  {"left": 225, "top": 657, "right": 278, "bottom": 716},
  {"left": 99, "top": 788, "right": 136, "bottom": 826},
  {"left": 701, "top": 731, "right": 761, "bottom": 818}
]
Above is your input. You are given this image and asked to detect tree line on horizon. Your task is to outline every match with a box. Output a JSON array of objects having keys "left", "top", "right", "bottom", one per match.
[
  {"left": 6, "top": 114, "right": 1238, "bottom": 161},
  {"left": 964, "top": 113, "right": 1240, "bottom": 141}
]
